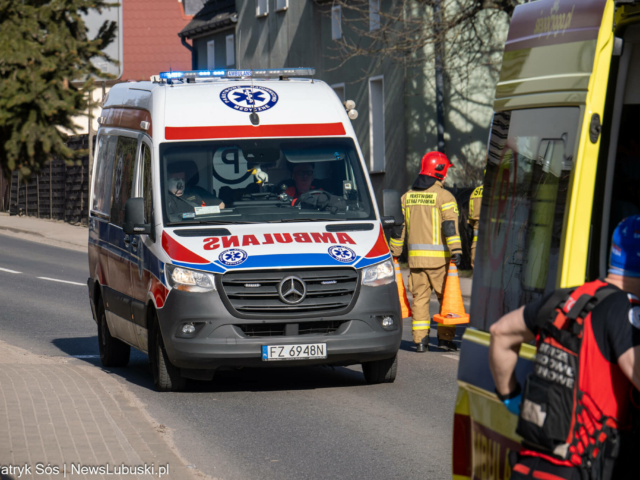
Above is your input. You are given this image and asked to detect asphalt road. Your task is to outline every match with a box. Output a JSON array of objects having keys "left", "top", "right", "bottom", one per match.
[{"left": 0, "top": 233, "right": 463, "bottom": 480}]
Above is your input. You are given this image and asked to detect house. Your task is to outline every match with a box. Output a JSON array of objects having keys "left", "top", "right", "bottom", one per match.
[
  {"left": 178, "top": 0, "right": 508, "bottom": 202},
  {"left": 179, "top": 0, "right": 238, "bottom": 70}
]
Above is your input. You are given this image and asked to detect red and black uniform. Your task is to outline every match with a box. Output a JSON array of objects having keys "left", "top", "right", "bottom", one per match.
[
  {"left": 285, "top": 185, "right": 318, "bottom": 206},
  {"left": 512, "top": 280, "right": 640, "bottom": 480}
]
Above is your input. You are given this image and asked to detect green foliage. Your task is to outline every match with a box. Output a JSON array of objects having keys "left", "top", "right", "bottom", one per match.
[{"left": 0, "top": 0, "right": 117, "bottom": 180}]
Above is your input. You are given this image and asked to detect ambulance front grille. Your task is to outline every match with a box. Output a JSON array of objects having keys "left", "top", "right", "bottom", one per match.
[
  {"left": 237, "top": 320, "right": 348, "bottom": 337},
  {"left": 219, "top": 268, "right": 359, "bottom": 318}
]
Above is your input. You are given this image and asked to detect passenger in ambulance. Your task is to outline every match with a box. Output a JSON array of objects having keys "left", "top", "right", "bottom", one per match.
[
  {"left": 285, "top": 163, "right": 318, "bottom": 203},
  {"left": 166, "top": 160, "right": 224, "bottom": 214}
]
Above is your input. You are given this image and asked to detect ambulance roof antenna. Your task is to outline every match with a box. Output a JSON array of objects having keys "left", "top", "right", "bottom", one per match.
[{"left": 249, "top": 75, "right": 260, "bottom": 126}]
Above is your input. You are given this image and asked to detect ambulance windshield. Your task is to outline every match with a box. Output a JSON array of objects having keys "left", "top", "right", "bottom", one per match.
[{"left": 159, "top": 138, "right": 376, "bottom": 225}]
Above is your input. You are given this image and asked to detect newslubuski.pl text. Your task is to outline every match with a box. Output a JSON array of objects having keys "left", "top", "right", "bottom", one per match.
[{"left": 0, "top": 463, "right": 171, "bottom": 477}]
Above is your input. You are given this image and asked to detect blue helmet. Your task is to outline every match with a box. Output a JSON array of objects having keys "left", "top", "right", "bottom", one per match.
[{"left": 609, "top": 215, "right": 640, "bottom": 277}]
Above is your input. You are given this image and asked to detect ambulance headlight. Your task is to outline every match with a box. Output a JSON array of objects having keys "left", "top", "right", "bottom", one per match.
[
  {"left": 362, "top": 259, "right": 395, "bottom": 287},
  {"left": 166, "top": 265, "right": 216, "bottom": 292}
]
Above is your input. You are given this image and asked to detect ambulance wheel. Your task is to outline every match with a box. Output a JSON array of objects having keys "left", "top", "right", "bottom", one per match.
[
  {"left": 362, "top": 354, "right": 398, "bottom": 384},
  {"left": 97, "top": 298, "right": 130, "bottom": 368},
  {"left": 150, "top": 318, "right": 186, "bottom": 392}
]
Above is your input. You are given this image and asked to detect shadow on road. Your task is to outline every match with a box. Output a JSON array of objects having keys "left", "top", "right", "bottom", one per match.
[{"left": 52, "top": 336, "right": 370, "bottom": 393}]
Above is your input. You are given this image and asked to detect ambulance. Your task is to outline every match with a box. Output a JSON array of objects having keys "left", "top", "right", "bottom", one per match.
[
  {"left": 453, "top": 0, "right": 640, "bottom": 478},
  {"left": 86, "top": 68, "right": 403, "bottom": 391}
]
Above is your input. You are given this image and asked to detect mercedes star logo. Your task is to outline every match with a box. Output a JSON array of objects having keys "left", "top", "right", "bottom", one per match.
[{"left": 278, "top": 276, "right": 307, "bottom": 305}]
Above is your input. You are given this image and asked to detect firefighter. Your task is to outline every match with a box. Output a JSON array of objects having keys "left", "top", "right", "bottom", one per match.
[
  {"left": 468, "top": 182, "right": 482, "bottom": 269},
  {"left": 390, "top": 152, "right": 463, "bottom": 352},
  {"left": 489, "top": 215, "right": 640, "bottom": 480}
]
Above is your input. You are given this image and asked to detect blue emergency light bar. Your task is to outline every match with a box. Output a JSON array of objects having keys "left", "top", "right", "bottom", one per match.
[{"left": 158, "top": 68, "right": 316, "bottom": 80}]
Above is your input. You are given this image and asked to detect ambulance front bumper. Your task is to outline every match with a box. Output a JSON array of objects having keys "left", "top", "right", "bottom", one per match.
[{"left": 156, "top": 280, "right": 402, "bottom": 370}]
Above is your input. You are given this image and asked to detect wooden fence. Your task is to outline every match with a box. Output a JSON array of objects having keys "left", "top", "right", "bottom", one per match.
[{"left": 8, "top": 136, "right": 90, "bottom": 225}]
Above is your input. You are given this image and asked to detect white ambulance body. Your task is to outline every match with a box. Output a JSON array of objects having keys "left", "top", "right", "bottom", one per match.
[{"left": 87, "top": 69, "right": 403, "bottom": 391}]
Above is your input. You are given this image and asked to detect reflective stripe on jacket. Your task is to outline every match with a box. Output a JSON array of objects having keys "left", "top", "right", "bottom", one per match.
[{"left": 390, "top": 181, "right": 462, "bottom": 268}]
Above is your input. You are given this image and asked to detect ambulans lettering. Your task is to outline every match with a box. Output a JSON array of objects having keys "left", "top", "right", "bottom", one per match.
[
  {"left": 534, "top": 343, "right": 575, "bottom": 389},
  {"left": 202, "top": 232, "right": 355, "bottom": 251},
  {"left": 406, "top": 192, "right": 437, "bottom": 206},
  {"left": 293, "top": 233, "right": 312, "bottom": 243},
  {"left": 243, "top": 235, "right": 260, "bottom": 246},
  {"left": 336, "top": 233, "right": 355, "bottom": 244},
  {"left": 222, "top": 236, "right": 239, "bottom": 248},
  {"left": 311, "top": 232, "right": 336, "bottom": 243},
  {"left": 275, "top": 233, "right": 292, "bottom": 243}
]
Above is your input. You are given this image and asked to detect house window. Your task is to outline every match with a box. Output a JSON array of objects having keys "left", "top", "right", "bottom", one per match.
[
  {"left": 207, "top": 40, "right": 215, "bottom": 69},
  {"left": 369, "top": 0, "right": 380, "bottom": 31},
  {"left": 256, "top": 0, "right": 268, "bottom": 17},
  {"left": 331, "top": 83, "right": 345, "bottom": 103},
  {"left": 332, "top": 6, "right": 342, "bottom": 40},
  {"left": 226, "top": 34, "right": 235, "bottom": 66},
  {"left": 276, "top": 0, "right": 288, "bottom": 12},
  {"left": 369, "top": 76, "right": 385, "bottom": 172}
]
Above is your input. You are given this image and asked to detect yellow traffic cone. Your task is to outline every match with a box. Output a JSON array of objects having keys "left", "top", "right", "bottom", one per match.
[
  {"left": 433, "top": 261, "right": 470, "bottom": 325},
  {"left": 394, "top": 258, "right": 412, "bottom": 319}
]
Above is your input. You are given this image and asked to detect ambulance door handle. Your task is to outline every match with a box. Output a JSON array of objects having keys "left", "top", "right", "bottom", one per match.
[
  {"left": 124, "top": 235, "right": 131, "bottom": 248},
  {"left": 131, "top": 237, "right": 139, "bottom": 254}
]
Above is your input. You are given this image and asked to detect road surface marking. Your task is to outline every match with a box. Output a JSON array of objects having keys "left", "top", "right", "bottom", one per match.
[
  {"left": 37, "top": 277, "right": 85, "bottom": 286},
  {"left": 443, "top": 354, "right": 460, "bottom": 361},
  {"left": 0, "top": 267, "right": 21, "bottom": 274}
]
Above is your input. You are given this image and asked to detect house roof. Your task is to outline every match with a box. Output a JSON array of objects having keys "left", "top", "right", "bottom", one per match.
[
  {"left": 120, "top": 0, "right": 193, "bottom": 81},
  {"left": 183, "top": 0, "right": 208, "bottom": 16},
  {"left": 179, "top": 0, "right": 236, "bottom": 39}
]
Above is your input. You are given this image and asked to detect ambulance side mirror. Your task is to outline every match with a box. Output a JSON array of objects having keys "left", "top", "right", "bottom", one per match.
[
  {"left": 382, "top": 189, "right": 403, "bottom": 228},
  {"left": 123, "top": 198, "right": 152, "bottom": 236}
]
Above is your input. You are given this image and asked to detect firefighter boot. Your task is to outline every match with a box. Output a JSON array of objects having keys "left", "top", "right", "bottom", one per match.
[{"left": 414, "top": 329, "right": 430, "bottom": 353}]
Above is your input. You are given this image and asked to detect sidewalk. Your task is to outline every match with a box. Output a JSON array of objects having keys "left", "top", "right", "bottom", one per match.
[
  {"left": 0, "top": 213, "right": 87, "bottom": 252},
  {"left": 0, "top": 340, "right": 209, "bottom": 480}
]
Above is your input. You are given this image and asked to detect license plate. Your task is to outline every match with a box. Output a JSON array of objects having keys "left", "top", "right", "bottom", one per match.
[{"left": 262, "top": 343, "right": 327, "bottom": 361}]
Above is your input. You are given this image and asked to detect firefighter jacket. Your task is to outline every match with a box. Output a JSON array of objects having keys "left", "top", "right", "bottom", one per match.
[
  {"left": 389, "top": 181, "right": 462, "bottom": 268},
  {"left": 468, "top": 185, "right": 482, "bottom": 245}
]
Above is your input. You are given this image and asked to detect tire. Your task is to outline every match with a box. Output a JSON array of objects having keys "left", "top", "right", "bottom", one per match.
[
  {"left": 97, "top": 297, "right": 130, "bottom": 368},
  {"left": 150, "top": 318, "right": 186, "bottom": 392},
  {"left": 362, "top": 354, "right": 398, "bottom": 385}
]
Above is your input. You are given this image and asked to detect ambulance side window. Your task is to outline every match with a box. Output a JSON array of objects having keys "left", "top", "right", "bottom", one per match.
[
  {"left": 110, "top": 136, "right": 138, "bottom": 227},
  {"left": 470, "top": 107, "right": 581, "bottom": 331},
  {"left": 141, "top": 143, "right": 154, "bottom": 226},
  {"left": 92, "top": 135, "right": 117, "bottom": 217}
]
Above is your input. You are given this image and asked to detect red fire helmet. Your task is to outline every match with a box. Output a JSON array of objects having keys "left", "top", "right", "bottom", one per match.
[{"left": 419, "top": 151, "right": 454, "bottom": 180}]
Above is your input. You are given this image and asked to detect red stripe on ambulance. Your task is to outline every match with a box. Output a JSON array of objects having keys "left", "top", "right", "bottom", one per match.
[{"left": 165, "top": 123, "right": 346, "bottom": 140}]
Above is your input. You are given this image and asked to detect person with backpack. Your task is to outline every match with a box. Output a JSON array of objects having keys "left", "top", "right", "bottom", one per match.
[{"left": 488, "top": 215, "right": 640, "bottom": 480}]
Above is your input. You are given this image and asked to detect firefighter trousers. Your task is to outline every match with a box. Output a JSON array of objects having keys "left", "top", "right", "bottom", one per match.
[{"left": 409, "top": 266, "right": 457, "bottom": 343}]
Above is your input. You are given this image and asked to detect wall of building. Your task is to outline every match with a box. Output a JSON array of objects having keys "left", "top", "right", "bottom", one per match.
[
  {"left": 195, "top": 0, "right": 509, "bottom": 197},
  {"left": 234, "top": 0, "right": 408, "bottom": 209},
  {"left": 193, "top": 27, "right": 237, "bottom": 69}
]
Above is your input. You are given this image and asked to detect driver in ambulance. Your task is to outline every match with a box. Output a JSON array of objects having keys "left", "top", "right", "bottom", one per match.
[
  {"left": 167, "top": 160, "right": 224, "bottom": 214},
  {"left": 285, "top": 163, "right": 317, "bottom": 203}
]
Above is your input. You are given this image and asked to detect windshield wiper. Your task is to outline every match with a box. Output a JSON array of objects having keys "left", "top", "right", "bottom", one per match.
[
  {"left": 171, "top": 220, "right": 258, "bottom": 226},
  {"left": 267, "top": 218, "right": 342, "bottom": 223}
]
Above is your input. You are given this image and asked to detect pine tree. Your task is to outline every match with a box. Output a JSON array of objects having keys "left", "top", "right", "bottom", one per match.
[{"left": 0, "top": 0, "right": 117, "bottom": 179}]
